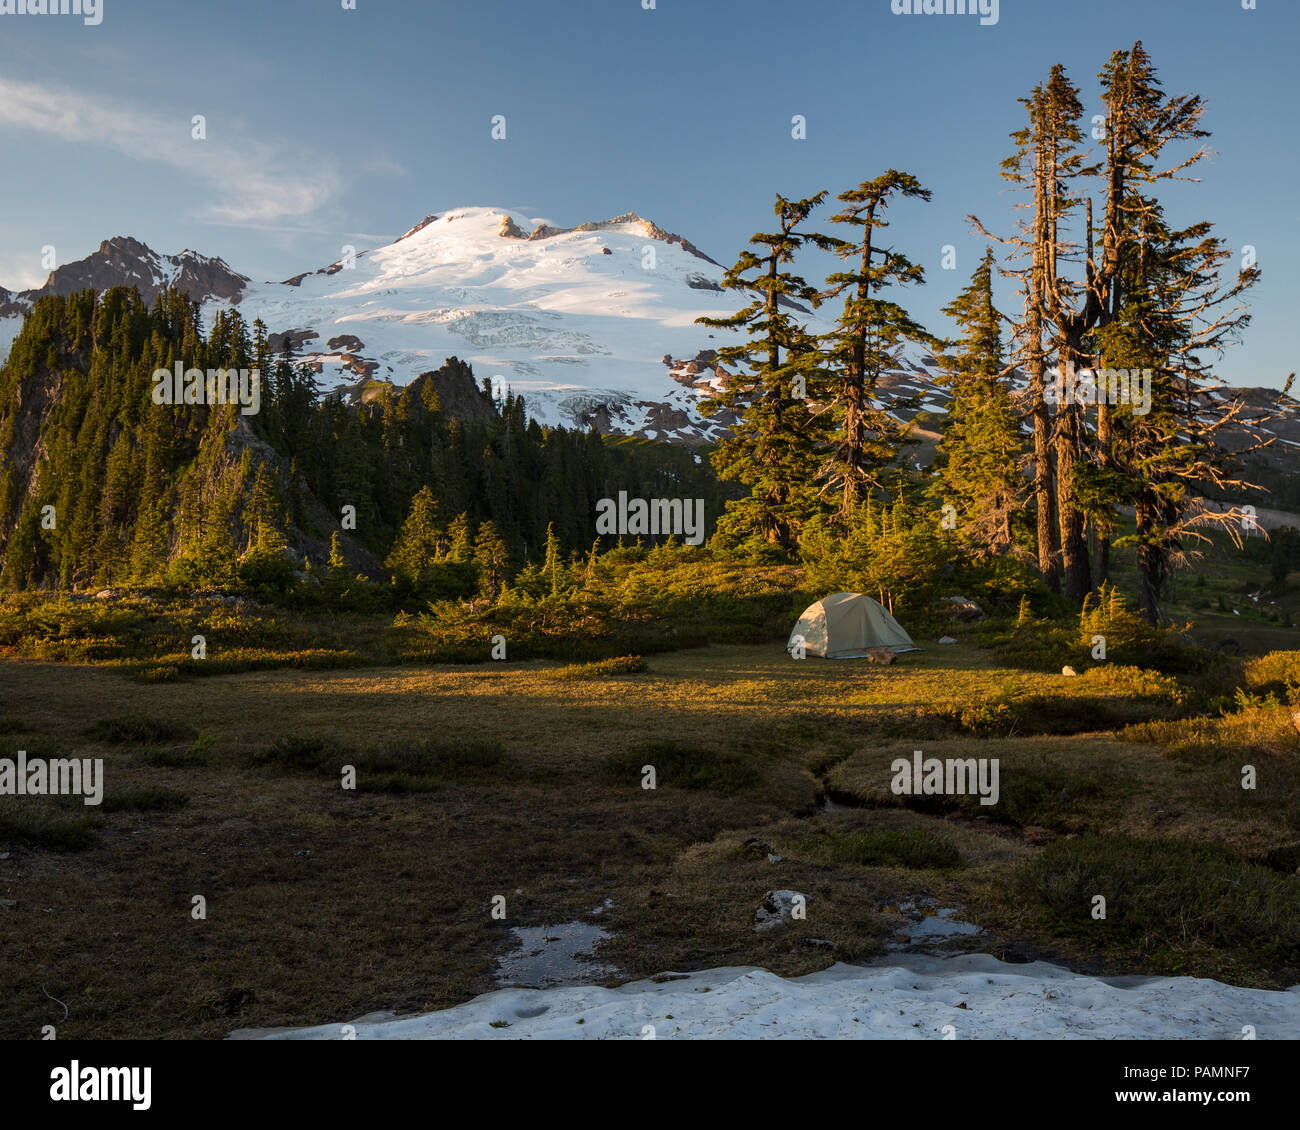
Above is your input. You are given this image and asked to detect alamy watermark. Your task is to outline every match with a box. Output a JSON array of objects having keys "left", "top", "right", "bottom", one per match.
[
  {"left": 595, "top": 491, "right": 705, "bottom": 546},
  {"left": 151, "top": 362, "right": 261, "bottom": 416},
  {"left": 891, "top": 0, "right": 998, "bottom": 27},
  {"left": 1046, "top": 362, "right": 1151, "bottom": 416},
  {"left": 1, "top": 751, "right": 103, "bottom": 805},
  {"left": 891, "top": 750, "right": 999, "bottom": 806},
  {"left": 0, "top": 0, "right": 102, "bottom": 24}
]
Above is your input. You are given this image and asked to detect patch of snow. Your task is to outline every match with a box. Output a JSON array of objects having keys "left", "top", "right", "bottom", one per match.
[{"left": 232, "top": 955, "right": 1300, "bottom": 1040}]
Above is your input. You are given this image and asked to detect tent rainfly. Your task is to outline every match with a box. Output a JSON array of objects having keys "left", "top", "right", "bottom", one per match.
[{"left": 786, "top": 592, "right": 919, "bottom": 659}]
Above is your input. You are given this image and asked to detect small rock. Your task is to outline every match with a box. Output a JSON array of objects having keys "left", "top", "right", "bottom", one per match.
[
  {"left": 1062, "top": 665, "right": 1078, "bottom": 677},
  {"left": 938, "top": 636, "right": 957, "bottom": 645},
  {"left": 804, "top": 937, "right": 835, "bottom": 952},
  {"left": 0, "top": 899, "right": 16, "bottom": 910},
  {"left": 754, "top": 890, "right": 810, "bottom": 934},
  {"left": 94, "top": 588, "right": 118, "bottom": 601}
]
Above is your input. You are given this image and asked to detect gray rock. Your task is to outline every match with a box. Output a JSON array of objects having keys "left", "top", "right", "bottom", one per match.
[{"left": 754, "top": 889, "right": 809, "bottom": 934}]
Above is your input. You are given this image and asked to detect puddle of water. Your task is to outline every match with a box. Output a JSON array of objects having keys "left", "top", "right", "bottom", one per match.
[
  {"left": 876, "top": 896, "right": 983, "bottom": 955},
  {"left": 494, "top": 921, "right": 622, "bottom": 989}
]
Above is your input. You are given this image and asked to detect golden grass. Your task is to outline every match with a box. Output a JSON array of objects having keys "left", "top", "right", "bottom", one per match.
[{"left": 1, "top": 642, "right": 1296, "bottom": 1038}]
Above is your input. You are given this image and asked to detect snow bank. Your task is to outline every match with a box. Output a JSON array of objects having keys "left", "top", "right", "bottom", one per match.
[{"left": 232, "top": 954, "right": 1300, "bottom": 1040}]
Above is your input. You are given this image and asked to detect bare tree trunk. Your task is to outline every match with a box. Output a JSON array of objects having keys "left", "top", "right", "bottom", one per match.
[
  {"left": 1092, "top": 396, "right": 1111, "bottom": 587},
  {"left": 1030, "top": 361, "right": 1059, "bottom": 591}
]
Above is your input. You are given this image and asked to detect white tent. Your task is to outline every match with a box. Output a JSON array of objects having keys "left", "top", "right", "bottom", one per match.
[{"left": 786, "top": 592, "right": 918, "bottom": 659}]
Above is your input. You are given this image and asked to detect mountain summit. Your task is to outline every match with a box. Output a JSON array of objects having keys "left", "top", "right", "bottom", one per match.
[
  {"left": 0, "top": 208, "right": 750, "bottom": 442},
  {"left": 1, "top": 208, "right": 1291, "bottom": 452}
]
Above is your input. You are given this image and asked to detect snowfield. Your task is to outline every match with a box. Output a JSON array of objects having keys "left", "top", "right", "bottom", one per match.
[
  {"left": 223, "top": 207, "right": 750, "bottom": 439},
  {"left": 231, "top": 955, "right": 1300, "bottom": 1040}
]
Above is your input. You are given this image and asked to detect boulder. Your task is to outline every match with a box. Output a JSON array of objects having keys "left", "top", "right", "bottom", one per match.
[
  {"left": 1062, "top": 665, "right": 1078, "bottom": 677},
  {"left": 943, "top": 595, "right": 984, "bottom": 621},
  {"left": 938, "top": 636, "right": 958, "bottom": 645}
]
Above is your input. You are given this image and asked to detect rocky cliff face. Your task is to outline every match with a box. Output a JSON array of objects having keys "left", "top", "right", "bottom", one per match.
[{"left": 0, "top": 237, "right": 248, "bottom": 319}]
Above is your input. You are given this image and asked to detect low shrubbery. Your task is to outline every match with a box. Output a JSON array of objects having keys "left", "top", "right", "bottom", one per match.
[
  {"left": 0, "top": 803, "right": 100, "bottom": 850},
  {"left": 85, "top": 715, "right": 197, "bottom": 744},
  {"left": 249, "top": 735, "right": 507, "bottom": 793},
  {"left": 101, "top": 787, "right": 190, "bottom": 813},
  {"left": 991, "top": 585, "right": 1229, "bottom": 680},
  {"left": 1011, "top": 835, "right": 1300, "bottom": 983},
  {"left": 601, "top": 739, "right": 760, "bottom": 794},
  {"left": 812, "top": 827, "right": 961, "bottom": 870},
  {"left": 552, "top": 655, "right": 648, "bottom": 679}
]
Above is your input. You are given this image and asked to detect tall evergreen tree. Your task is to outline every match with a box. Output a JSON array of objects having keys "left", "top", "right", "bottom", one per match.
[
  {"left": 385, "top": 486, "right": 444, "bottom": 588},
  {"left": 820, "top": 170, "right": 934, "bottom": 519},
  {"left": 696, "top": 193, "right": 840, "bottom": 551},
  {"left": 933, "top": 248, "right": 1023, "bottom": 554}
]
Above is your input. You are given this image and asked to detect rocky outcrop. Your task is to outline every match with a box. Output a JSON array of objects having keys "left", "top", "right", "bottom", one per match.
[
  {"left": 406, "top": 358, "right": 499, "bottom": 426},
  {"left": 267, "top": 329, "right": 319, "bottom": 354},
  {"left": 7, "top": 237, "right": 249, "bottom": 308},
  {"left": 395, "top": 214, "right": 440, "bottom": 242},
  {"left": 497, "top": 210, "right": 723, "bottom": 267}
]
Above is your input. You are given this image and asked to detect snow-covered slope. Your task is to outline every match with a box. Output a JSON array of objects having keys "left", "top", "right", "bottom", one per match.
[
  {"left": 224, "top": 207, "right": 755, "bottom": 442},
  {"left": 2, "top": 208, "right": 1294, "bottom": 450},
  {"left": 230, "top": 955, "right": 1300, "bottom": 1040}
]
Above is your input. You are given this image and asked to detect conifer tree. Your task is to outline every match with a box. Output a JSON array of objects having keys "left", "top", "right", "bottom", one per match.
[
  {"left": 820, "top": 171, "right": 935, "bottom": 519},
  {"left": 385, "top": 486, "right": 444, "bottom": 588},
  {"left": 473, "top": 520, "right": 510, "bottom": 600},
  {"left": 696, "top": 193, "right": 840, "bottom": 551},
  {"left": 933, "top": 248, "right": 1023, "bottom": 554}
]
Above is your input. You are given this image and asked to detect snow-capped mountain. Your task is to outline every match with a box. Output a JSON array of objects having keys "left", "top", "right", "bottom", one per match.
[
  {"left": 0, "top": 208, "right": 774, "bottom": 442},
  {"left": 0, "top": 207, "right": 1294, "bottom": 453},
  {"left": 0, "top": 235, "right": 249, "bottom": 366},
  {"left": 233, "top": 206, "right": 757, "bottom": 441}
]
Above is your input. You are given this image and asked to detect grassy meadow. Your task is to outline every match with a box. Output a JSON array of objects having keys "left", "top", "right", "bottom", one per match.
[{"left": 3, "top": 614, "right": 1300, "bottom": 1037}]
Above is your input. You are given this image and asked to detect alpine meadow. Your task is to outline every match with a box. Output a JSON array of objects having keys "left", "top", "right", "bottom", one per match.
[{"left": 1, "top": 0, "right": 1299, "bottom": 1099}]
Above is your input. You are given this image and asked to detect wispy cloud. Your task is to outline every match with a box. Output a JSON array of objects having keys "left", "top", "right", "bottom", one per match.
[{"left": 0, "top": 76, "right": 342, "bottom": 226}]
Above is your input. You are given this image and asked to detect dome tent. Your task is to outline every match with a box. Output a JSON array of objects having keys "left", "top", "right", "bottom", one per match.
[{"left": 786, "top": 592, "right": 918, "bottom": 659}]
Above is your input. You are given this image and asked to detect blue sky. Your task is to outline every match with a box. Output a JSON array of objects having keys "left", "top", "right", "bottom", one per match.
[{"left": 1, "top": 0, "right": 1295, "bottom": 387}]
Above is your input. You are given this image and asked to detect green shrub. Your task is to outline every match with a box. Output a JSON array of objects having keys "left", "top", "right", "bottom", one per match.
[
  {"left": 101, "top": 787, "right": 189, "bottom": 813},
  {"left": 816, "top": 827, "right": 960, "bottom": 869},
  {"left": 601, "top": 740, "right": 759, "bottom": 793},
  {"left": 553, "top": 655, "right": 648, "bottom": 679},
  {"left": 1243, "top": 650, "right": 1300, "bottom": 701},
  {"left": 249, "top": 735, "right": 346, "bottom": 774},
  {"left": 250, "top": 735, "right": 505, "bottom": 791},
  {"left": 1011, "top": 835, "right": 1300, "bottom": 980},
  {"left": 85, "top": 715, "right": 197, "bottom": 744},
  {"left": 134, "top": 733, "right": 216, "bottom": 769},
  {"left": 0, "top": 804, "right": 100, "bottom": 850}
]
